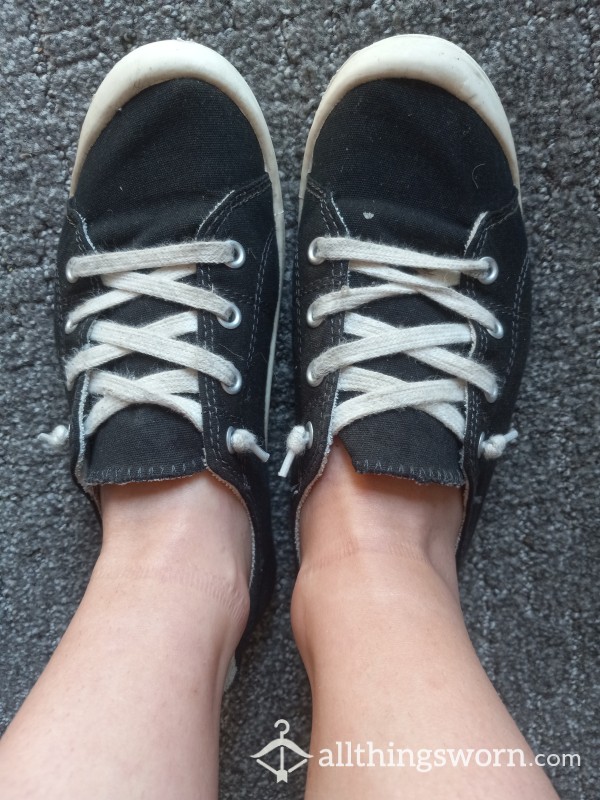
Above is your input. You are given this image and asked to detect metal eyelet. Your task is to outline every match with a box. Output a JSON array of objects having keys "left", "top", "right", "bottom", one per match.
[
  {"left": 478, "top": 432, "right": 486, "bottom": 457},
  {"left": 65, "top": 262, "right": 77, "bottom": 283},
  {"left": 64, "top": 316, "right": 77, "bottom": 334},
  {"left": 486, "top": 319, "right": 504, "bottom": 339},
  {"left": 226, "top": 426, "right": 236, "bottom": 454},
  {"left": 305, "top": 421, "right": 314, "bottom": 448},
  {"left": 218, "top": 303, "right": 242, "bottom": 329},
  {"left": 222, "top": 369, "right": 243, "bottom": 395},
  {"left": 226, "top": 240, "right": 245, "bottom": 268},
  {"left": 306, "top": 363, "right": 323, "bottom": 387},
  {"left": 485, "top": 384, "right": 499, "bottom": 403},
  {"left": 478, "top": 256, "right": 499, "bottom": 284},
  {"left": 306, "top": 304, "right": 322, "bottom": 328},
  {"left": 307, "top": 239, "right": 325, "bottom": 265}
]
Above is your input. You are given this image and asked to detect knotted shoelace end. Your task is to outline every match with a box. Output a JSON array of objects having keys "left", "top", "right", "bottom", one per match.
[
  {"left": 37, "top": 424, "right": 70, "bottom": 450},
  {"left": 278, "top": 425, "right": 312, "bottom": 478},
  {"left": 227, "top": 428, "right": 270, "bottom": 463},
  {"left": 480, "top": 429, "right": 518, "bottom": 460}
]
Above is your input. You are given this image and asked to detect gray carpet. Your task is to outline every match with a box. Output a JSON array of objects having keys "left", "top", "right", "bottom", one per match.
[{"left": 1, "top": 1, "right": 598, "bottom": 797}]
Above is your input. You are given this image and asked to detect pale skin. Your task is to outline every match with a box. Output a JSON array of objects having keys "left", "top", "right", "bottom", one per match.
[
  {"left": 294, "top": 441, "right": 559, "bottom": 799},
  {"left": 0, "top": 439, "right": 559, "bottom": 799}
]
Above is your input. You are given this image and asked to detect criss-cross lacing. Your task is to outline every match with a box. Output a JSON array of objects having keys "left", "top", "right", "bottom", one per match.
[
  {"left": 279, "top": 236, "right": 517, "bottom": 477},
  {"left": 40, "top": 240, "right": 269, "bottom": 462}
]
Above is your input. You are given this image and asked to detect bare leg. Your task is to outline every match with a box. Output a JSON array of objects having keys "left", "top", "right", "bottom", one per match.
[
  {"left": 0, "top": 474, "right": 250, "bottom": 800},
  {"left": 292, "top": 441, "right": 559, "bottom": 799}
]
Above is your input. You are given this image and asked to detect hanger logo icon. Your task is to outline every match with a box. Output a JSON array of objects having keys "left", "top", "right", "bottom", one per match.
[{"left": 250, "top": 719, "right": 312, "bottom": 783}]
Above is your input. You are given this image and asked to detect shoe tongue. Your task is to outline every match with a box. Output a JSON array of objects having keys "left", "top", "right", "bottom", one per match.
[
  {"left": 339, "top": 196, "right": 471, "bottom": 257},
  {"left": 83, "top": 194, "right": 222, "bottom": 251},
  {"left": 80, "top": 197, "right": 210, "bottom": 485},
  {"left": 334, "top": 194, "right": 469, "bottom": 486}
]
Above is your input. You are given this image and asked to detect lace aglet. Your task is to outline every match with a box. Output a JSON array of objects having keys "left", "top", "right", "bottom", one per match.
[
  {"left": 252, "top": 444, "right": 270, "bottom": 464},
  {"left": 278, "top": 450, "right": 296, "bottom": 479}
]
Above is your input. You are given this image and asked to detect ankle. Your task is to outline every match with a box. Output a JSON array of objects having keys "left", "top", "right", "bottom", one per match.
[
  {"left": 291, "top": 547, "right": 463, "bottom": 681},
  {"left": 93, "top": 474, "right": 252, "bottom": 654},
  {"left": 292, "top": 441, "right": 466, "bottom": 667},
  {"left": 299, "top": 440, "right": 463, "bottom": 583},
  {"left": 98, "top": 472, "right": 252, "bottom": 594}
]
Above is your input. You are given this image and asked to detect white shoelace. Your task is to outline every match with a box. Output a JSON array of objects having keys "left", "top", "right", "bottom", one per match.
[
  {"left": 40, "top": 240, "right": 269, "bottom": 462},
  {"left": 279, "top": 236, "right": 517, "bottom": 477}
]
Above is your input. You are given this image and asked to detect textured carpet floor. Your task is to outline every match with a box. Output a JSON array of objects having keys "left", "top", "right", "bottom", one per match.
[{"left": 1, "top": 1, "right": 598, "bottom": 797}]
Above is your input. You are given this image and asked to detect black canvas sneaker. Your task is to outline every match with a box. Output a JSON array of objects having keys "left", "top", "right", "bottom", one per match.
[
  {"left": 282, "top": 35, "right": 530, "bottom": 561},
  {"left": 43, "top": 41, "right": 284, "bottom": 670}
]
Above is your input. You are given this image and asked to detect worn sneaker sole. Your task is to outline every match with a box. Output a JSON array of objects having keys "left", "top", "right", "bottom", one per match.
[
  {"left": 299, "top": 34, "right": 520, "bottom": 214},
  {"left": 70, "top": 39, "right": 284, "bottom": 441}
]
